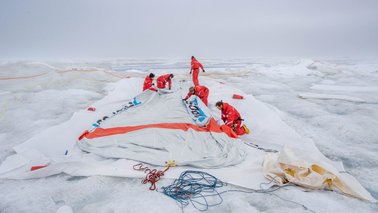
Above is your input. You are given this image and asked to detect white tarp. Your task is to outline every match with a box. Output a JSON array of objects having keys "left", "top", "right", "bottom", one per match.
[
  {"left": 78, "top": 89, "right": 246, "bottom": 168},
  {"left": 263, "top": 146, "right": 376, "bottom": 202},
  {"left": 0, "top": 77, "right": 375, "bottom": 202}
]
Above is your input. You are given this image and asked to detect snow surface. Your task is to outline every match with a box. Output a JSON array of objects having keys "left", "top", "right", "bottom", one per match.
[{"left": 0, "top": 58, "right": 377, "bottom": 212}]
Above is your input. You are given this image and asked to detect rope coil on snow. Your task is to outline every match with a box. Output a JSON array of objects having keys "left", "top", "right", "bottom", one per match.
[
  {"left": 162, "top": 170, "right": 224, "bottom": 211},
  {"left": 133, "top": 163, "right": 172, "bottom": 190},
  {"left": 162, "top": 170, "right": 315, "bottom": 212}
]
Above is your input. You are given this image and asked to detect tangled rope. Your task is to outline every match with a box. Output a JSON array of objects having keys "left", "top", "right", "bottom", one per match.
[
  {"left": 162, "top": 170, "right": 315, "bottom": 212},
  {"left": 133, "top": 162, "right": 174, "bottom": 190},
  {"left": 162, "top": 170, "right": 224, "bottom": 211}
]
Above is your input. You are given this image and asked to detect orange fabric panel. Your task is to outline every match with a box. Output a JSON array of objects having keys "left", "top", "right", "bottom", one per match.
[
  {"left": 220, "top": 125, "right": 239, "bottom": 138},
  {"left": 83, "top": 118, "right": 238, "bottom": 140},
  {"left": 85, "top": 118, "right": 224, "bottom": 139}
]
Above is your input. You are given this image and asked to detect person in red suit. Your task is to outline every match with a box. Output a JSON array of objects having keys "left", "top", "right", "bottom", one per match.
[
  {"left": 156, "top": 74, "right": 174, "bottom": 90},
  {"left": 190, "top": 56, "right": 205, "bottom": 86},
  {"left": 143, "top": 73, "right": 156, "bottom": 91},
  {"left": 215, "top": 101, "right": 249, "bottom": 135},
  {"left": 184, "top": 85, "right": 209, "bottom": 106}
]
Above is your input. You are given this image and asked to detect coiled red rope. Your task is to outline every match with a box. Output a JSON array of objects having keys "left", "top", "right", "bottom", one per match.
[{"left": 133, "top": 163, "right": 171, "bottom": 190}]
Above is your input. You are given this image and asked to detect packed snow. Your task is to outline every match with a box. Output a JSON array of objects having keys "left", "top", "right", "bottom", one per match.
[{"left": 0, "top": 58, "right": 377, "bottom": 212}]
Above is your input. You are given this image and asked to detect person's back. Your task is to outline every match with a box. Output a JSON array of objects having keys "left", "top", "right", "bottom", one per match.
[
  {"left": 184, "top": 85, "right": 209, "bottom": 106},
  {"left": 156, "top": 74, "right": 174, "bottom": 90},
  {"left": 191, "top": 58, "right": 202, "bottom": 69}
]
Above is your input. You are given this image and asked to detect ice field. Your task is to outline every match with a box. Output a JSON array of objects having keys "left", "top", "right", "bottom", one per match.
[{"left": 0, "top": 58, "right": 377, "bottom": 212}]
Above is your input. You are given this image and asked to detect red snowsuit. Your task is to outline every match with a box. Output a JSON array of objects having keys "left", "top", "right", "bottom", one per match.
[
  {"left": 184, "top": 85, "right": 209, "bottom": 106},
  {"left": 190, "top": 58, "right": 204, "bottom": 86},
  {"left": 221, "top": 102, "right": 245, "bottom": 135},
  {"left": 143, "top": 75, "right": 155, "bottom": 91},
  {"left": 156, "top": 74, "right": 172, "bottom": 89}
]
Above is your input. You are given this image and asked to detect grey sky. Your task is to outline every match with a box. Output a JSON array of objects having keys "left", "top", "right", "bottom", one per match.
[{"left": 1, "top": 0, "right": 378, "bottom": 59}]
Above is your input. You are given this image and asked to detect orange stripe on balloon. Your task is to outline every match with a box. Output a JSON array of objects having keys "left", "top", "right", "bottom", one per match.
[{"left": 84, "top": 118, "right": 229, "bottom": 139}]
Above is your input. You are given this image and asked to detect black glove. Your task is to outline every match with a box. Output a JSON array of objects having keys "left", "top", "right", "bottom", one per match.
[{"left": 203, "top": 70, "right": 205, "bottom": 72}]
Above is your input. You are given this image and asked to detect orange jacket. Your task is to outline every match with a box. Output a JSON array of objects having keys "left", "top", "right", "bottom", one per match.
[
  {"left": 191, "top": 58, "right": 204, "bottom": 71},
  {"left": 157, "top": 74, "right": 172, "bottom": 89},
  {"left": 143, "top": 75, "right": 154, "bottom": 91},
  {"left": 184, "top": 85, "right": 209, "bottom": 100},
  {"left": 221, "top": 102, "right": 241, "bottom": 126}
]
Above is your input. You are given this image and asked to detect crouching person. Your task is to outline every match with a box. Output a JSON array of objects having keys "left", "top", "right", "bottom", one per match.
[
  {"left": 184, "top": 85, "right": 209, "bottom": 106},
  {"left": 215, "top": 101, "right": 249, "bottom": 135},
  {"left": 156, "top": 74, "right": 174, "bottom": 90},
  {"left": 143, "top": 73, "right": 157, "bottom": 91}
]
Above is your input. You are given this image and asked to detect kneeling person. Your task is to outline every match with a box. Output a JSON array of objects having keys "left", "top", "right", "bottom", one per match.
[{"left": 215, "top": 101, "right": 249, "bottom": 135}]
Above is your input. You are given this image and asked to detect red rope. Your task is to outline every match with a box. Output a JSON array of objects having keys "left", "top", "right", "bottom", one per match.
[{"left": 133, "top": 163, "right": 171, "bottom": 190}]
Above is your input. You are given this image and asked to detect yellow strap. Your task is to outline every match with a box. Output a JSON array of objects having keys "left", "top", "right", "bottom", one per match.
[
  {"left": 311, "top": 164, "right": 326, "bottom": 175},
  {"left": 165, "top": 160, "right": 177, "bottom": 168},
  {"left": 323, "top": 178, "right": 333, "bottom": 190},
  {"left": 285, "top": 168, "right": 296, "bottom": 177}
]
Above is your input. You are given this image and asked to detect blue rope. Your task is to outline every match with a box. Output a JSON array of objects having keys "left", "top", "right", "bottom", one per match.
[
  {"left": 161, "top": 170, "right": 224, "bottom": 211},
  {"left": 161, "top": 170, "right": 315, "bottom": 212}
]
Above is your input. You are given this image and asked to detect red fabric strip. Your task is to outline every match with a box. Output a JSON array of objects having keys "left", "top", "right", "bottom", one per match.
[{"left": 84, "top": 118, "right": 238, "bottom": 139}]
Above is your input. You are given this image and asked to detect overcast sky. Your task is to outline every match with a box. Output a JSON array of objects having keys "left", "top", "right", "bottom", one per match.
[{"left": 1, "top": 0, "right": 378, "bottom": 59}]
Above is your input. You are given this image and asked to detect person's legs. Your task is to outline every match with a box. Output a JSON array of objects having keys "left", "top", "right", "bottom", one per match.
[
  {"left": 192, "top": 70, "right": 199, "bottom": 86},
  {"left": 225, "top": 120, "right": 246, "bottom": 136},
  {"left": 234, "top": 120, "right": 246, "bottom": 135},
  {"left": 202, "top": 93, "right": 209, "bottom": 106}
]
